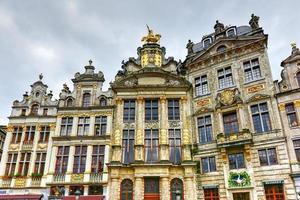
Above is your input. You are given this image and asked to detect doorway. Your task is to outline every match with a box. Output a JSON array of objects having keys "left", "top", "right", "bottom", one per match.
[
  {"left": 233, "top": 192, "right": 250, "bottom": 200},
  {"left": 144, "top": 177, "right": 160, "bottom": 200}
]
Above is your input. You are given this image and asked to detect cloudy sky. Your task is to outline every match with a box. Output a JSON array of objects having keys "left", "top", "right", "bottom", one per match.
[{"left": 0, "top": 0, "right": 299, "bottom": 124}]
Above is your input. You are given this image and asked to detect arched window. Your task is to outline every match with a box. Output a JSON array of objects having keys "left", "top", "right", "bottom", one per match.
[
  {"left": 216, "top": 45, "right": 227, "bottom": 53},
  {"left": 66, "top": 98, "right": 73, "bottom": 107},
  {"left": 82, "top": 93, "right": 91, "bottom": 107},
  {"left": 100, "top": 98, "right": 107, "bottom": 106},
  {"left": 203, "top": 37, "right": 212, "bottom": 48},
  {"left": 120, "top": 179, "right": 133, "bottom": 200},
  {"left": 297, "top": 71, "right": 300, "bottom": 87},
  {"left": 170, "top": 178, "right": 184, "bottom": 200},
  {"left": 31, "top": 104, "right": 39, "bottom": 115}
]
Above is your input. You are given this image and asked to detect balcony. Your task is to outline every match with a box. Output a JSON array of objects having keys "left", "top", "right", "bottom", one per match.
[
  {"left": 1, "top": 178, "right": 12, "bottom": 187},
  {"left": 22, "top": 141, "right": 33, "bottom": 150},
  {"left": 53, "top": 174, "right": 65, "bottom": 183},
  {"left": 217, "top": 129, "right": 253, "bottom": 148},
  {"left": 89, "top": 173, "right": 103, "bottom": 183},
  {"left": 31, "top": 177, "right": 42, "bottom": 186}
]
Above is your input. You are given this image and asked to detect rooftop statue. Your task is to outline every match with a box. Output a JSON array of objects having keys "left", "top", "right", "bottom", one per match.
[
  {"left": 141, "top": 25, "right": 161, "bottom": 44},
  {"left": 249, "top": 14, "right": 260, "bottom": 29},
  {"left": 214, "top": 20, "right": 225, "bottom": 34}
]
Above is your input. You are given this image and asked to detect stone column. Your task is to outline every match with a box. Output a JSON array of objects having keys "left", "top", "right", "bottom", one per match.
[
  {"left": 159, "top": 96, "right": 169, "bottom": 162},
  {"left": 85, "top": 145, "right": 93, "bottom": 173},
  {"left": 48, "top": 146, "right": 58, "bottom": 174},
  {"left": 217, "top": 109, "right": 224, "bottom": 133},
  {"left": 134, "top": 177, "right": 143, "bottom": 200},
  {"left": 71, "top": 117, "right": 78, "bottom": 136},
  {"left": 181, "top": 96, "right": 191, "bottom": 161},
  {"left": 67, "top": 146, "right": 75, "bottom": 174},
  {"left": 109, "top": 178, "right": 120, "bottom": 200},
  {"left": 89, "top": 116, "right": 95, "bottom": 136},
  {"left": 0, "top": 127, "right": 12, "bottom": 176},
  {"left": 237, "top": 105, "right": 246, "bottom": 130},
  {"left": 55, "top": 117, "right": 62, "bottom": 136},
  {"left": 161, "top": 177, "right": 170, "bottom": 200},
  {"left": 135, "top": 96, "right": 144, "bottom": 162},
  {"left": 106, "top": 115, "right": 113, "bottom": 135},
  {"left": 184, "top": 177, "right": 195, "bottom": 200},
  {"left": 112, "top": 98, "right": 122, "bottom": 162}
]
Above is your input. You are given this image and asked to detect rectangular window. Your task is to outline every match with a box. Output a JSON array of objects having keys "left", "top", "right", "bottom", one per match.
[
  {"left": 43, "top": 108, "right": 48, "bottom": 116},
  {"left": 77, "top": 117, "right": 90, "bottom": 136},
  {"left": 122, "top": 130, "right": 135, "bottom": 164},
  {"left": 258, "top": 148, "right": 278, "bottom": 166},
  {"left": 243, "top": 58, "right": 261, "bottom": 82},
  {"left": 123, "top": 100, "right": 135, "bottom": 122},
  {"left": 34, "top": 152, "right": 47, "bottom": 175},
  {"left": 201, "top": 157, "right": 216, "bottom": 173},
  {"left": 293, "top": 140, "right": 300, "bottom": 162},
  {"left": 60, "top": 117, "right": 73, "bottom": 136},
  {"left": 169, "top": 129, "right": 181, "bottom": 164},
  {"left": 55, "top": 146, "right": 70, "bottom": 174},
  {"left": 145, "top": 129, "right": 159, "bottom": 163},
  {"left": 251, "top": 103, "right": 271, "bottom": 133},
  {"left": 228, "top": 153, "right": 245, "bottom": 169},
  {"left": 24, "top": 126, "right": 35, "bottom": 143},
  {"left": 195, "top": 75, "right": 209, "bottom": 96},
  {"left": 18, "top": 152, "right": 31, "bottom": 176},
  {"left": 91, "top": 145, "right": 105, "bottom": 173},
  {"left": 264, "top": 184, "right": 285, "bottom": 200},
  {"left": 11, "top": 127, "right": 23, "bottom": 144},
  {"left": 39, "top": 126, "right": 50, "bottom": 143},
  {"left": 198, "top": 115, "right": 213, "bottom": 143},
  {"left": 286, "top": 103, "right": 298, "bottom": 127},
  {"left": 5, "top": 153, "right": 18, "bottom": 176},
  {"left": 218, "top": 67, "right": 234, "bottom": 89},
  {"left": 204, "top": 188, "right": 219, "bottom": 200},
  {"left": 73, "top": 146, "right": 87, "bottom": 174},
  {"left": 95, "top": 116, "right": 107, "bottom": 136},
  {"left": 145, "top": 100, "right": 158, "bottom": 121},
  {"left": 168, "top": 99, "right": 180, "bottom": 120},
  {"left": 223, "top": 112, "right": 239, "bottom": 136}
]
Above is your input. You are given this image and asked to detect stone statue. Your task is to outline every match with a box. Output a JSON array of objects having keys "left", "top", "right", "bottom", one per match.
[
  {"left": 214, "top": 20, "right": 225, "bottom": 34},
  {"left": 186, "top": 39, "right": 194, "bottom": 54},
  {"left": 39, "top": 73, "right": 43, "bottom": 81},
  {"left": 249, "top": 14, "right": 260, "bottom": 29}
]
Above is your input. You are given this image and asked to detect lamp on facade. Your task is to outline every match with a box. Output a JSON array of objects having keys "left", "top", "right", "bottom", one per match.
[
  {"left": 74, "top": 189, "right": 81, "bottom": 200},
  {"left": 175, "top": 190, "right": 181, "bottom": 200}
]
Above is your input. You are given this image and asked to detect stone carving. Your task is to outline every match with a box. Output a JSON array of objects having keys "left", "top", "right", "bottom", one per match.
[
  {"left": 214, "top": 20, "right": 225, "bottom": 34},
  {"left": 114, "top": 129, "right": 121, "bottom": 145},
  {"left": 247, "top": 84, "right": 265, "bottom": 93},
  {"left": 123, "top": 123, "right": 136, "bottom": 129},
  {"left": 145, "top": 121, "right": 159, "bottom": 129},
  {"left": 186, "top": 39, "right": 194, "bottom": 54},
  {"left": 165, "top": 79, "right": 180, "bottom": 86},
  {"left": 249, "top": 14, "right": 260, "bottom": 30},
  {"left": 216, "top": 88, "right": 242, "bottom": 108},
  {"left": 168, "top": 120, "right": 181, "bottom": 128},
  {"left": 124, "top": 78, "right": 138, "bottom": 86}
]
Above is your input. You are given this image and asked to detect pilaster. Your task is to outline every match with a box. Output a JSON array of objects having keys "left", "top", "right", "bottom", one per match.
[
  {"left": 135, "top": 96, "right": 144, "bottom": 162},
  {"left": 160, "top": 96, "right": 169, "bottom": 162}
]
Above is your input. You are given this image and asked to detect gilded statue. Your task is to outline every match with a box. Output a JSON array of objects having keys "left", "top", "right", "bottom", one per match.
[{"left": 141, "top": 25, "right": 161, "bottom": 44}]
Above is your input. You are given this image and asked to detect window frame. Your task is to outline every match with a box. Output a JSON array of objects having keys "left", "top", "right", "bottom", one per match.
[
  {"left": 223, "top": 112, "right": 239, "bottom": 136},
  {"left": 122, "top": 130, "right": 135, "bottom": 164},
  {"left": 82, "top": 93, "right": 91, "bottom": 107},
  {"left": 204, "top": 188, "right": 219, "bottom": 200},
  {"left": 18, "top": 152, "right": 31, "bottom": 176},
  {"left": 145, "top": 99, "right": 159, "bottom": 121},
  {"left": 91, "top": 145, "right": 105, "bottom": 174},
  {"left": 228, "top": 152, "right": 245, "bottom": 169},
  {"left": 11, "top": 127, "right": 23, "bottom": 144},
  {"left": 285, "top": 103, "right": 299, "bottom": 127},
  {"left": 55, "top": 146, "right": 70, "bottom": 174},
  {"left": 203, "top": 37, "right": 212, "bottom": 48},
  {"left": 258, "top": 148, "right": 278, "bottom": 166},
  {"left": 198, "top": 115, "right": 213, "bottom": 144},
  {"left": 169, "top": 129, "right": 182, "bottom": 164},
  {"left": 296, "top": 71, "right": 300, "bottom": 87},
  {"left": 293, "top": 139, "right": 300, "bottom": 162},
  {"left": 123, "top": 100, "right": 136, "bottom": 122},
  {"left": 226, "top": 27, "right": 236, "bottom": 37},
  {"left": 250, "top": 102, "right": 272, "bottom": 133},
  {"left": 24, "top": 126, "right": 36, "bottom": 143},
  {"left": 5, "top": 153, "right": 18, "bottom": 176},
  {"left": 217, "top": 67, "right": 234, "bottom": 89},
  {"left": 144, "top": 129, "right": 159, "bottom": 163},
  {"left": 168, "top": 99, "right": 180, "bottom": 120},
  {"left": 195, "top": 75, "right": 209, "bottom": 96},
  {"left": 77, "top": 117, "right": 90, "bottom": 136},
  {"left": 95, "top": 116, "right": 107, "bottom": 136},
  {"left": 39, "top": 126, "right": 50, "bottom": 143},
  {"left": 243, "top": 58, "right": 262, "bottom": 83},
  {"left": 34, "top": 152, "right": 47, "bottom": 175},
  {"left": 201, "top": 156, "right": 217, "bottom": 173},
  {"left": 60, "top": 117, "right": 73, "bottom": 136},
  {"left": 73, "top": 145, "right": 87, "bottom": 174}
]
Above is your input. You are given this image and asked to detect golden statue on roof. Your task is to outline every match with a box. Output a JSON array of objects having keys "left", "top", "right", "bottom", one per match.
[{"left": 141, "top": 25, "right": 161, "bottom": 44}]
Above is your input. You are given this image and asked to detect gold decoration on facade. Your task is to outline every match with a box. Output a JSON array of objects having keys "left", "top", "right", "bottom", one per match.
[
  {"left": 71, "top": 174, "right": 84, "bottom": 182},
  {"left": 15, "top": 178, "right": 26, "bottom": 187},
  {"left": 137, "top": 96, "right": 144, "bottom": 104},
  {"left": 294, "top": 100, "right": 300, "bottom": 108},
  {"left": 245, "top": 144, "right": 251, "bottom": 161},
  {"left": 196, "top": 98, "right": 211, "bottom": 107},
  {"left": 160, "top": 129, "right": 168, "bottom": 144},
  {"left": 38, "top": 143, "right": 48, "bottom": 149},
  {"left": 141, "top": 54, "right": 149, "bottom": 67},
  {"left": 115, "top": 97, "right": 122, "bottom": 105},
  {"left": 180, "top": 96, "right": 188, "bottom": 103},
  {"left": 220, "top": 89, "right": 235, "bottom": 105},
  {"left": 182, "top": 129, "right": 190, "bottom": 145},
  {"left": 278, "top": 103, "right": 285, "bottom": 111},
  {"left": 49, "top": 123, "right": 56, "bottom": 131},
  {"left": 221, "top": 148, "right": 227, "bottom": 164},
  {"left": 57, "top": 111, "right": 112, "bottom": 118},
  {"left": 247, "top": 84, "right": 265, "bottom": 93},
  {"left": 141, "top": 25, "right": 161, "bottom": 44},
  {"left": 6, "top": 125, "right": 14, "bottom": 132},
  {"left": 159, "top": 96, "right": 167, "bottom": 104},
  {"left": 114, "top": 129, "right": 121, "bottom": 145},
  {"left": 9, "top": 144, "right": 19, "bottom": 151},
  {"left": 136, "top": 129, "right": 143, "bottom": 145}
]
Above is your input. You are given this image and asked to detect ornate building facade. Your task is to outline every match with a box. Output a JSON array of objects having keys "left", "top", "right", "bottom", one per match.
[
  {"left": 0, "top": 15, "right": 299, "bottom": 200},
  {"left": 0, "top": 75, "right": 57, "bottom": 199},
  {"left": 0, "top": 126, "right": 6, "bottom": 163}
]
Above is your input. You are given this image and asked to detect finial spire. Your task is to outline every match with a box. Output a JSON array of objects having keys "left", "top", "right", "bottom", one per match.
[{"left": 39, "top": 73, "right": 43, "bottom": 81}]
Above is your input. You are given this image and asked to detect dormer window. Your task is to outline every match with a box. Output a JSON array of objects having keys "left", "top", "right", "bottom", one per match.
[
  {"left": 226, "top": 28, "right": 236, "bottom": 37},
  {"left": 100, "top": 98, "right": 107, "bottom": 106},
  {"left": 297, "top": 71, "right": 300, "bottom": 87},
  {"left": 31, "top": 104, "right": 39, "bottom": 116},
  {"left": 82, "top": 93, "right": 91, "bottom": 107},
  {"left": 21, "top": 109, "right": 26, "bottom": 116},
  {"left": 216, "top": 45, "right": 227, "bottom": 53},
  {"left": 66, "top": 98, "right": 73, "bottom": 107},
  {"left": 203, "top": 37, "right": 212, "bottom": 48}
]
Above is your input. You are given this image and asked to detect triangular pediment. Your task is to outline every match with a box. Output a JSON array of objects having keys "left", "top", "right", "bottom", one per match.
[
  {"left": 189, "top": 35, "right": 266, "bottom": 64},
  {"left": 246, "top": 93, "right": 271, "bottom": 103},
  {"left": 111, "top": 67, "right": 191, "bottom": 90}
]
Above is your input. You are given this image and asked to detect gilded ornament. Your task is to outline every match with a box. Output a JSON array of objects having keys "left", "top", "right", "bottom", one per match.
[
  {"left": 71, "top": 174, "right": 84, "bottom": 182},
  {"left": 180, "top": 96, "right": 187, "bottom": 103},
  {"left": 141, "top": 25, "right": 161, "bottom": 44},
  {"left": 159, "top": 96, "right": 167, "bottom": 104},
  {"left": 196, "top": 98, "right": 210, "bottom": 107},
  {"left": 6, "top": 125, "right": 14, "bottom": 132},
  {"left": 137, "top": 96, "right": 144, "bottom": 104},
  {"left": 278, "top": 104, "right": 285, "bottom": 111},
  {"left": 115, "top": 97, "right": 122, "bottom": 105},
  {"left": 294, "top": 100, "right": 300, "bottom": 108},
  {"left": 247, "top": 84, "right": 264, "bottom": 93}
]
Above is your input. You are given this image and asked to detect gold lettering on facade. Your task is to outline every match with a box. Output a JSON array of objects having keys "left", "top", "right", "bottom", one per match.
[{"left": 247, "top": 84, "right": 265, "bottom": 93}]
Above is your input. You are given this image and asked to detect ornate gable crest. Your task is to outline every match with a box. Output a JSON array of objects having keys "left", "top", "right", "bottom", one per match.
[{"left": 216, "top": 88, "right": 242, "bottom": 108}]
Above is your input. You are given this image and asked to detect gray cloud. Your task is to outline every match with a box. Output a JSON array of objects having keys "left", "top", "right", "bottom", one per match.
[{"left": 0, "top": 0, "right": 299, "bottom": 124}]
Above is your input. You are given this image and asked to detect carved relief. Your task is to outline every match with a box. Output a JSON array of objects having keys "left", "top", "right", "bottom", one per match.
[
  {"left": 168, "top": 120, "right": 181, "bottom": 128},
  {"left": 145, "top": 121, "right": 159, "bottom": 129},
  {"left": 123, "top": 123, "right": 136, "bottom": 129},
  {"left": 160, "top": 129, "right": 168, "bottom": 144},
  {"left": 247, "top": 84, "right": 265, "bottom": 93},
  {"left": 165, "top": 79, "right": 180, "bottom": 86},
  {"left": 124, "top": 78, "right": 138, "bottom": 86},
  {"left": 196, "top": 98, "right": 211, "bottom": 107},
  {"left": 216, "top": 88, "right": 242, "bottom": 108}
]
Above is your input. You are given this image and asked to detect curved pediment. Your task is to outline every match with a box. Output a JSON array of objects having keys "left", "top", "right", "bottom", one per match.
[
  {"left": 246, "top": 93, "right": 271, "bottom": 103},
  {"left": 111, "top": 67, "right": 191, "bottom": 91}
]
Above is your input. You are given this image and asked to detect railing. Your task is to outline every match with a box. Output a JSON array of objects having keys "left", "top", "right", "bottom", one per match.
[
  {"left": 90, "top": 173, "right": 103, "bottom": 183},
  {"left": 31, "top": 177, "right": 42, "bottom": 186},
  {"left": 217, "top": 130, "right": 253, "bottom": 148},
  {"left": 1, "top": 178, "right": 12, "bottom": 187},
  {"left": 22, "top": 141, "right": 33, "bottom": 150},
  {"left": 53, "top": 173, "right": 65, "bottom": 183}
]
